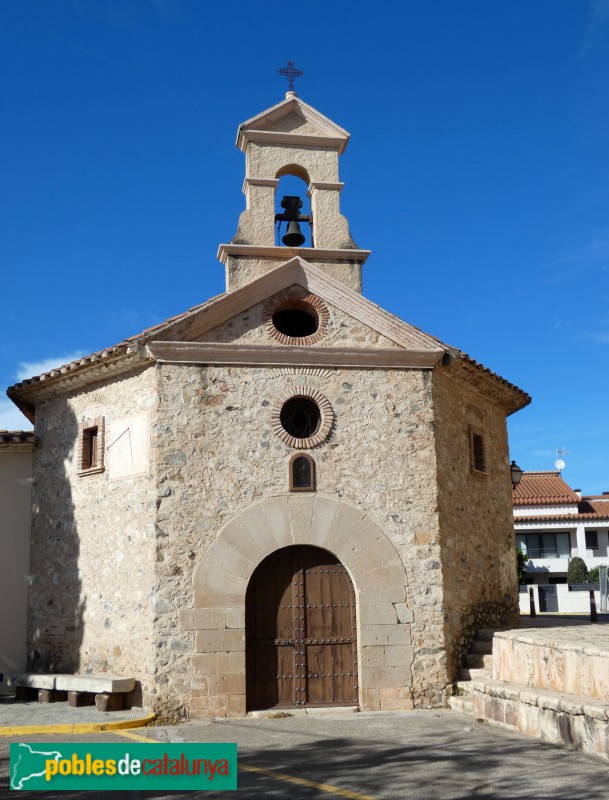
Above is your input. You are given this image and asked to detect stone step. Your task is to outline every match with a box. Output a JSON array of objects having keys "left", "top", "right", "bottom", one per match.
[
  {"left": 464, "top": 674, "right": 609, "bottom": 762},
  {"left": 464, "top": 653, "right": 493, "bottom": 669},
  {"left": 460, "top": 667, "right": 491, "bottom": 681},
  {"left": 456, "top": 674, "right": 490, "bottom": 695},
  {"left": 470, "top": 640, "right": 493, "bottom": 655},
  {"left": 448, "top": 695, "right": 474, "bottom": 715}
]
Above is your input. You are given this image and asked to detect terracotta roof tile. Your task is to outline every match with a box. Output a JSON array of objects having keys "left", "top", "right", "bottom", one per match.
[
  {"left": 513, "top": 471, "right": 581, "bottom": 506},
  {"left": 7, "top": 294, "right": 225, "bottom": 392},
  {"left": 0, "top": 430, "right": 35, "bottom": 444},
  {"left": 515, "top": 512, "right": 609, "bottom": 522}
]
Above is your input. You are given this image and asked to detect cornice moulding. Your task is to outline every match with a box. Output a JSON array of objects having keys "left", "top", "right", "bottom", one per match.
[
  {"left": 146, "top": 341, "right": 444, "bottom": 370},
  {"left": 217, "top": 244, "right": 371, "bottom": 265},
  {"left": 308, "top": 182, "right": 344, "bottom": 193},
  {"left": 238, "top": 130, "right": 348, "bottom": 154},
  {"left": 441, "top": 358, "right": 530, "bottom": 415},
  {"left": 242, "top": 177, "right": 280, "bottom": 194}
]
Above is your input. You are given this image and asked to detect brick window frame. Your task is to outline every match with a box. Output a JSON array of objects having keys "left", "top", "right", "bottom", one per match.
[
  {"left": 264, "top": 290, "right": 329, "bottom": 346},
  {"left": 468, "top": 426, "right": 487, "bottom": 476},
  {"left": 77, "top": 416, "right": 105, "bottom": 476},
  {"left": 271, "top": 387, "right": 335, "bottom": 449}
]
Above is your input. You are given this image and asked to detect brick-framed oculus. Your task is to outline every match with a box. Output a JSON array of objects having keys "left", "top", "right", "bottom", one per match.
[
  {"left": 264, "top": 289, "right": 329, "bottom": 346},
  {"left": 107, "top": 414, "right": 149, "bottom": 479},
  {"left": 271, "top": 387, "right": 334, "bottom": 449},
  {"left": 77, "top": 417, "right": 105, "bottom": 476}
]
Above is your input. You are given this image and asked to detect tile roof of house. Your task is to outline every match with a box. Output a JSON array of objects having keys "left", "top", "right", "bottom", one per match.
[
  {"left": 0, "top": 430, "right": 35, "bottom": 444},
  {"left": 515, "top": 511, "right": 609, "bottom": 522},
  {"left": 513, "top": 479, "right": 609, "bottom": 522},
  {"left": 512, "top": 471, "right": 582, "bottom": 506}
]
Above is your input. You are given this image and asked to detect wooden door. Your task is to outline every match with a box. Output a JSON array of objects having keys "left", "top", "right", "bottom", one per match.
[{"left": 246, "top": 546, "right": 358, "bottom": 710}]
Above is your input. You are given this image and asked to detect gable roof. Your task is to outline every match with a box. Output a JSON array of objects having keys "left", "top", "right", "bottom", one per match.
[
  {"left": 153, "top": 257, "right": 445, "bottom": 351},
  {"left": 236, "top": 94, "right": 350, "bottom": 154},
  {"left": 513, "top": 471, "right": 582, "bottom": 506},
  {"left": 7, "top": 257, "right": 530, "bottom": 419}
]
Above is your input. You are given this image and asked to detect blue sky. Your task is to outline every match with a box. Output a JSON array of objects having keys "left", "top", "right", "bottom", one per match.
[{"left": 2, "top": 0, "right": 608, "bottom": 492}]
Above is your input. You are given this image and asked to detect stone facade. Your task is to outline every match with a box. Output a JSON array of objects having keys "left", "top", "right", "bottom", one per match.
[
  {"left": 8, "top": 91, "right": 529, "bottom": 718},
  {"left": 26, "top": 366, "right": 159, "bottom": 707}
]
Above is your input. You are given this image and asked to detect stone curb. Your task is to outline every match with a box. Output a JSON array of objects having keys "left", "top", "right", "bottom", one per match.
[
  {"left": 463, "top": 677, "right": 609, "bottom": 720},
  {"left": 0, "top": 711, "right": 156, "bottom": 737}
]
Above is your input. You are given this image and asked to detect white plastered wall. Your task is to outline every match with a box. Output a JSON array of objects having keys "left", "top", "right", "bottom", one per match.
[{"left": 0, "top": 448, "right": 33, "bottom": 686}]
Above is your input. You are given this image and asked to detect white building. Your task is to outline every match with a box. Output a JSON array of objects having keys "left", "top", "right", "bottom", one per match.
[
  {"left": 0, "top": 430, "right": 34, "bottom": 690},
  {"left": 514, "top": 471, "right": 609, "bottom": 612}
]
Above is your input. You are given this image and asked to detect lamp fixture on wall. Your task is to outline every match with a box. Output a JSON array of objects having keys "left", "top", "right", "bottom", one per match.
[{"left": 510, "top": 460, "right": 523, "bottom": 489}]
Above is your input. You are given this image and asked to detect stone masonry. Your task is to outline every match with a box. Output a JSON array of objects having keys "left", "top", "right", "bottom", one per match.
[{"left": 8, "top": 91, "right": 529, "bottom": 718}]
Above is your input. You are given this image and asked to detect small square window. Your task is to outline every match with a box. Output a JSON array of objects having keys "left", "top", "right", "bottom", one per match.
[
  {"left": 469, "top": 427, "right": 487, "bottom": 475},
  {"left": 585, "top": 530, "right": 598, "bottom": 550},
  {"left": 82, "top": 426, "right": 98, "bottom": 469},
  {"left": 78, "top": 417, "right": 105, "bottom": 476}
]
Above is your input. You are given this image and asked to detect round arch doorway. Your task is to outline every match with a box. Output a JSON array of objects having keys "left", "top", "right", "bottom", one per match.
[{"left": 245, "top": 545, "right": 358, "bottom": 711}]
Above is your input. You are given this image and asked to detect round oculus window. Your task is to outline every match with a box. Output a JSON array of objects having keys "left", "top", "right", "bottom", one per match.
[
  {"left": 271, "top": 387, "right": 335, "bottom": 449},
  {"left": 280, "top": 397, "right": 321, "bottom": 439},
  {"left": 264, "top": 291, "right": 329, "bottom": 346},
  {"left": 272, "top": 307, "right": 319, "bottom": 339}
]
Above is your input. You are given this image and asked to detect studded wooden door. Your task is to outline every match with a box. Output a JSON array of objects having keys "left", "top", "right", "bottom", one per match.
[{"left": 246, "top": 545, "right": 358, "bottom": 711}]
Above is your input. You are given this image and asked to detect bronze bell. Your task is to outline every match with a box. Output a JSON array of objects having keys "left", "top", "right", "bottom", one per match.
[{"left": 282, "top": 220, "right": 306, "bottom": 247}]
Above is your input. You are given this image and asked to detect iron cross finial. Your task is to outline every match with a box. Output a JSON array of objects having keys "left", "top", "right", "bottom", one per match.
[{"left": 278, "top": 61, "right": 304, "bottom": 93}]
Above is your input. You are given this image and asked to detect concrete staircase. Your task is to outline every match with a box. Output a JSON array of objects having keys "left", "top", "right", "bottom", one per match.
[{"left": 448, "top": 628, "right": 495, "bottom": 715}]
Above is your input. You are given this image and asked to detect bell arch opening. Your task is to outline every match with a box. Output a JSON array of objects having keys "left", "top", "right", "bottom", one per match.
[
  {"left": 274, "top": 173, "right": 312, "bottom": 248},
  {"left": 245, "top": 545, "right": 358, "bottom": 711}
]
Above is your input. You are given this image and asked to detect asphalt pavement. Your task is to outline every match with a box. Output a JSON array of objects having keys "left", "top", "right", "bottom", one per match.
[{"left": 1, "top": 709, "right": 607, "bottom": 799}]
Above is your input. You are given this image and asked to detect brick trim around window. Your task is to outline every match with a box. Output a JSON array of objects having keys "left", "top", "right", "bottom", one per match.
[
  {"left": 469, "top": 426, "right": 487, "bottom": 476},
  {"left": 77, "top": 416, "right": 105, "bottom": 476},
  {"left": 271, "top": 386, "right": 335, "bottom": 449}
]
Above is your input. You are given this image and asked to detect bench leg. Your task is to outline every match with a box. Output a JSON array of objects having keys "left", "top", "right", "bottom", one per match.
[
  {"left": 95, "top": 693, "right": 124, "bottom": 712},
  {"left": 68, "top": 691, "right": 95, "bottom": 707},
  {"left": 38, "top": 689, "right": 67, "bottom": 703}
]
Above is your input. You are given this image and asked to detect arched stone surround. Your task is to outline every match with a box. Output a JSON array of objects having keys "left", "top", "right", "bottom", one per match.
[{"left": 180, "top": 495, "right": 413, "bottom": 717}]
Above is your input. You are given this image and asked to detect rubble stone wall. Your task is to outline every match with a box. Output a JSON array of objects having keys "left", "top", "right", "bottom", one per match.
[
  {"left": 153, "top": 362, "right": 446, "bottom": 716},
  {"left": 27, "top": 367, "right": 158, "bottom": 706},
  {"left": 432, "top": 365, "right": 520, "bottom": 682}
]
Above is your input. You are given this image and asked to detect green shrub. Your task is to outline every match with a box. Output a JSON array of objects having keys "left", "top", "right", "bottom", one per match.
[
  {"left": 588, "top": 565, "right": 609, "bottom": 584},
  {"left": 567, "top": 556, "right": 589, "bottom": 585},
  {"left": 516, "top": 549, "right": 529, "bottom": 584}
]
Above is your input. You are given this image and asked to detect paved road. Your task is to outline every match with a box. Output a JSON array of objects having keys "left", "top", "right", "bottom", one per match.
[{"left": 1, "top": 709, "right": 607, "bottom": 799}]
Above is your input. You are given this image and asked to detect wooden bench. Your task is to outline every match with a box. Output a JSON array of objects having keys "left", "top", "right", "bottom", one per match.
[{"left": 16, "top": 673, "right": 135, "bottom": 712}]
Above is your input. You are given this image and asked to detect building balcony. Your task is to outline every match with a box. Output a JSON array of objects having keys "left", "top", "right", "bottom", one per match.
[
  {"left": 523, "top": 548, "right": 570, "bottom": 560},
  {"left": 571, "top": 547, "right": 609, "bottom": 559}
]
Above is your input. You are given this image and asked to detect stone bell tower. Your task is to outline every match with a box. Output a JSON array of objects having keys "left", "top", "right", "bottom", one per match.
[{"left": 217, "top": 91, "right": 370, "bottom": 293}]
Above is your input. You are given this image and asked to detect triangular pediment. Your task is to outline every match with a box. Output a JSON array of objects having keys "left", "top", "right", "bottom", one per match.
[
  {"left": 151, "top": 257, "right": 445, "bottom": 357},
  {"left": 237, "top": 96, "right": 350, "bottom": 154}
]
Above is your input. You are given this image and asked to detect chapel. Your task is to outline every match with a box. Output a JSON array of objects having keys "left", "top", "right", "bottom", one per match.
[{"left": 7, "top": 90, "right": 530, "bottom": 717}]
